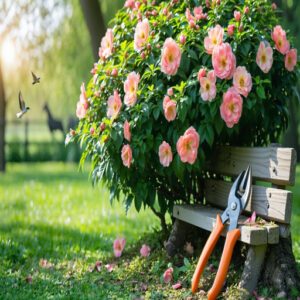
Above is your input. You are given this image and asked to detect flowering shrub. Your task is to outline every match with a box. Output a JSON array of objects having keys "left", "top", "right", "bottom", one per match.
[{"left": 70, "top": 0, "right": 299, "bottom": 227}]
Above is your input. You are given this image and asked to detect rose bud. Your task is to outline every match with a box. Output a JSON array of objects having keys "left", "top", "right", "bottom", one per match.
[
  {"left": 244, "top": 6, "right": 250, "bottom": 14},
  {"left": 234, "top": 10, "right": 241, "bottom": 22},
  {"left": 90, "top": 127, "right": 95, "bottom": 135},
  {"left": 100, "top": 122, "right": 106, "bottom": 132},
  {"left": 179, "top": 34, "right": 186, "bottom": 45},
  {"left": 167, "top": 88, "right": 174, "bottom": 96},
  {"left": 227, "top": 24, "right": 235, "bottom": 36},
  {"left": 111, "top": 68, "right": 118, "bottom": 77}
]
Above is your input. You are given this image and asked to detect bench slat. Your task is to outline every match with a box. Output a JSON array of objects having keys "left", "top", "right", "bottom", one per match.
[
  {"left": 173, "top": 204, "right": 279, "bottom": 245},
  {"left": 205, "top": 147, "right": 296, "bottom": 186},
  {"left": 204, "top": 179, "right": 292, "bottom": 224}
]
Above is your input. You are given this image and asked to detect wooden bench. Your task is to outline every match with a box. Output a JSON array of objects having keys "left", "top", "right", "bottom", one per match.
[{"left": 170, "top": 145, "right": 297, "bottom": 294}]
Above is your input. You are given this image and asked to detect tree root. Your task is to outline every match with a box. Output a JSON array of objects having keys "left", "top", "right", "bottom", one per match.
[{"left": 261, "top": 235, "right": 300, "bottom": 298}]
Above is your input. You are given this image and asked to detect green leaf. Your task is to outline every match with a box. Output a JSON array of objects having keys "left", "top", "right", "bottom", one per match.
[
  {"left": 147, "top": 186, "right": 156, "bottom": 207},
  {"left": 256, "top": 85, "right": 266, "bottom": 99},
  {"left": 173, "top": 154, "right": 184, "bottom": 181},
  {"left": 206, "top": 125, "right": 214, "bottom": 146},
  {"left": 134, "top": 195, "right": 142, "bottom": 212},
  {"left": 153, "top": 106, "right": 160, "bottom": 120}
]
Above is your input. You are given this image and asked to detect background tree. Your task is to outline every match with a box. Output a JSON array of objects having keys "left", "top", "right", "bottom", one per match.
[{"left": 79, "top": 0, "right": 106, "bottom": 60}]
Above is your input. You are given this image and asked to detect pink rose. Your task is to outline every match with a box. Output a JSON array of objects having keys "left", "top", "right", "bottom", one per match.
[
  {"left": 113, "top": 237, "right": 126, "bottom": 257},
  {"left": 197, "top": 68, "right": 206, "bottom": 82},
  {"left": 76, "top": 83, "right": 89, "bottom": 119},
  {"left": 159, "top": 141, "right": 173, "bottom": 167},
  {"left": 234, "top": 10, "right": 241, "bottom": 22},
  {"left": 220, "top": 87, "right": 243, "bottom": 128},
  {"left": 121, "top": 144, "right": 132, "bottom": 168},
  {"left": 200, "top": 70, "right": 217, "bottom": 101},
  {"left": 271, "top": 25, "right": 290, "bottom": 55},
  {"left": 124, "top": 120, "right": 131, "bottom": 142},
  {"left": 163, "top": 267, "right": 173, "bottom": 284},
  {"left": 124, "top": 0, "right": 135, "bottom": 9},
  {"left": 227, "top": 24, "right": 235, "bottom": 36},
  {"left": 194, "top": 6, "right": 206, "bottom": 20},
  {"left": 90, "top": 63, "right": 98, "bottom": 75},
  {"left": 161, "top": 38, "right": 182, "bottom": 76},
  {"left": 233, "top": 66, "right": 252, "bottom": 97},
  {"left": 185, "top": 8, "right": 195, "bottom": 23},
  {"left": 212, "top": 43, "right": 236, "bottom": 79},
  {"left": 134, "top": 19, "right": 150, "bottom": 51},
  {"left": 99, "top": 29, "right": 114, "bottom": 59},
  {"left": 244, "top": 6, "right": 250, "bottom": 14},
  {"left": 124, "top": 71, "right": 140, "bottom": 106},
  {"left": 285, "top": 49, "right": 297, "bottom": 72},
  {"left": 204, "top": 25, "right": 224, "bottom": 54},
  {"left": 107, "top": 90, "right": 122, "bottom": 118},
  {"left": 271, "top": 2, "right": 277, "bottom": 10},
  {"left": 256, "top": 41, "right": 273, "bottom": 73},
  {"left": 140, "top": 244, "right": 151, "bottom": 257},
  {"left": 163, "top": 96, "right": 177, "bottom": 122},
  {"left": 176, "top": 127, "right": 200, "bottom": 165}
]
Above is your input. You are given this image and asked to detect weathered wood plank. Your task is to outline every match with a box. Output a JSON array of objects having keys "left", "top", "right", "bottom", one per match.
[
  {"left": 173, "top": 205, "right": 276, "bottom": 245},
  {"left": 265, "top": 224, "right": 279, "bottom": 244},
  {"left": 205, "top": 147, "right": 297, "bottom": 186},
  {"left": 204, "top": 179, "right": 292, "bottom": 224}
]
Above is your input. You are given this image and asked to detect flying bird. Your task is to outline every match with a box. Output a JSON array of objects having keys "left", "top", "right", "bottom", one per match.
[
  {"left": 31, "top": 71, "right": 40, "bottom": 85},
  {"left": 16, "top": 91, "right": 30, "bottom": 118}
]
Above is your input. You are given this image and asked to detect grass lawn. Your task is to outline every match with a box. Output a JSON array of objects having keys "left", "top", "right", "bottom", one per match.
[{"left": 0, "top": 163, "right": 299, "bottom": 299}]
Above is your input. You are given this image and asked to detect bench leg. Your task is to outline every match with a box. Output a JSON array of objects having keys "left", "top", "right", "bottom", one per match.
[{"left": 239, "top": 244, "right": 267, "bottom": 294}]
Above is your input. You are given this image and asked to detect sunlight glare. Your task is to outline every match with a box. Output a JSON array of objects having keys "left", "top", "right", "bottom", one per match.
[{"left": 1, "top": 39, "right": 16, "bottom": 67}]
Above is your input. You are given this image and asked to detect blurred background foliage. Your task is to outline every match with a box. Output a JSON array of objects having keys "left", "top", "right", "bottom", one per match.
[{"left": 0, "top": 0, "right": 299, "bottom": 164}]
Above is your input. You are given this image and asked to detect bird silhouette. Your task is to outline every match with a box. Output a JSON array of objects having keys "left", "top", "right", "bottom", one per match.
[
  {"left": 31, "top": 71, "right": 40, "bottom": 85},
  {"left": 16, "top": 91, "right": 30, "bottom": 118}
]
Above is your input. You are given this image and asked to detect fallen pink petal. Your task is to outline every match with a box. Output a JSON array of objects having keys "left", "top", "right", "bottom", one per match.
[
  {"left": 172, "top": 282, "right": 182, "bottom": 290},
  {"left": 105, "top": 264, "right": 115, "bottom": 272}
]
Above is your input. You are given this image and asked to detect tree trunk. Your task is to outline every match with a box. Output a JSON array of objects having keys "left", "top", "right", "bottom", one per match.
[
  {"left": 283, "top": 99, "right": 300, "bottom": 161},
  {"left": 0, "top": 57, "right": 6, "bottom": 172},
  {"left": 79, "top": 0, "right": 106, "bottom": 61}
]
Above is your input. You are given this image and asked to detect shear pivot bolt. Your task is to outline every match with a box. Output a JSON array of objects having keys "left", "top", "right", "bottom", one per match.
[{"left": 231, "top": 202, "right": 237, "bottom": 210}]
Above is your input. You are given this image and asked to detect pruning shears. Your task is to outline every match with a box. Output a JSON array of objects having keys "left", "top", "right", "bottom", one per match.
[{"left": 191, "top": 166, "right": 252, "bottom": 300}]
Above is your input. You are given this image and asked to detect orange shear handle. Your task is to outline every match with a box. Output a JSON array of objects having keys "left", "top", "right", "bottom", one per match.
[
  {"left": 191, "top": 214, "right": 224, "bottom": 293},
  {"left": 207, "top": 228, "right": 241, "bottom": 300}
]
